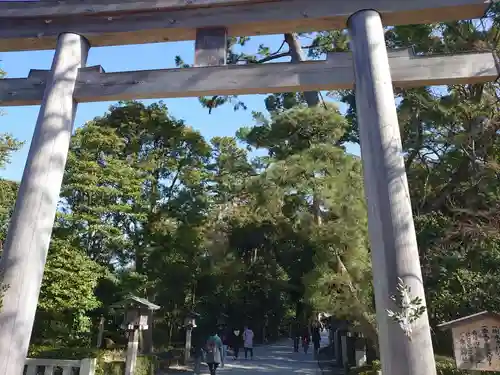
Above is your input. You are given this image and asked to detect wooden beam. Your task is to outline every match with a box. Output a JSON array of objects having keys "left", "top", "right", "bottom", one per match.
[
  {"left": 194, "top": 27, "right": 228, "bottom": 67},
  {"left": 1, "top": 50, "right": 497, "bottom": 107},
  {"left": 0, "top": 0, "right": 489, "bottom": 52},
  {"left": 0, "top": 0, "right": 278, "bottom": 18}
]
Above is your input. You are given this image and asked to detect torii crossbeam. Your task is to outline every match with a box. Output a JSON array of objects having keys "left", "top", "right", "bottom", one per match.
[
  {"left": 1, "top": 48, "right": 497, "bottom": 106},
  {"left": 0, "top": 1, "right": 496, "bottom": 375}
]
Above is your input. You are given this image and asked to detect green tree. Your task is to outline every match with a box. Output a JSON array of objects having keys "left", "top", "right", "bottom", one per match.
[
  {"left": 235, "top": 105, "right": 373, "bottom": 338},
  {"left": 33, "top": 237, "right": 103, "bottom": 346},
  {"left": 318, "top": 10, "right": 500, "bottom": 353},
  {"left": 0, "top": 179, "right": 18, "bottom": 245},
  {"left": 59, "top": 101, "right": 217, "bottom": 345}
]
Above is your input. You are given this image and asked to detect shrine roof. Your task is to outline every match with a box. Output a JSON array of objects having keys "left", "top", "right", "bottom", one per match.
[
  {"left": 110, "top": 294, "right": 161, "bottom": 311},
  {"left": 437, "top": 311, "right": 500, "bottom": 331}
]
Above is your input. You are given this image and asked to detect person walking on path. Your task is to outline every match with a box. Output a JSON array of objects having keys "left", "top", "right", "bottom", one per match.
[
  {"left": 243, "top": 325, "right": 254, "bottom": 359},
  {"left": 215, "top": 331, "right": 225, "bottom": 368},
  {"left": 311, "top": 321, "right": 321, "bottom": 358},
  {"left": 301, "top": 327, "right": 311, "bottom": 355},
  {"left": 220, "top": 328, "right": 230, "bottom": 367},
  {"left": 231, "top": 328, "right": 242, "bottom": 359},
  {"left": 292, "top": 321, "right": 300, "bottom": 353},
  {"left": 205, "top": 330, "right": 223, "bottom": 375},
  {"left": 191, "top": 327, "right": 205, "bottom": 375}
]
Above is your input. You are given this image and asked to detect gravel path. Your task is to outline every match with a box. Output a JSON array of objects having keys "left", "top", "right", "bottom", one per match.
[{"left": 196, "top": 332, "right": 329, "bottom": 375}]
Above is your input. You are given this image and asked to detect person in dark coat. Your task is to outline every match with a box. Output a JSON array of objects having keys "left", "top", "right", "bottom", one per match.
[
  {"left": 311, "top": 321, "right": 321, "bottom": 358},
  {"left": 301, "top": 327, "right": 311, "bottom": 354},
  {"left": 292, "top": 321, "right": 300, "bottom": 352},
  {"left": 231, "top": 328, "right": 243, "bottom": 359},
  {"left": 191, "top": 327, "right": 205, "bottom": 375},
  {"left": 219, "top": 327, "right": 230, "bottom": 367}
]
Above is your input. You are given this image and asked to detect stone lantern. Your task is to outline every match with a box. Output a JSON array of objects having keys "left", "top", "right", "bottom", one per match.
[
  {"left": 184, "top": 311, "right": 201, "bottom": 364},
  {"left": 184, "top": 311, "right": 199, "bottom": 329},
  {"left": 438, "top": 311, "right": 500, "bottom": 372},
  {"left": 110, "top": 295, "right": 160, "bottom": 375}
]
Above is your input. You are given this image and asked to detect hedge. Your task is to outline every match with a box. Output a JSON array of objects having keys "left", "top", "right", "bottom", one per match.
[{"left": 351, "top": 357, "right": 500, "bottom": 375}]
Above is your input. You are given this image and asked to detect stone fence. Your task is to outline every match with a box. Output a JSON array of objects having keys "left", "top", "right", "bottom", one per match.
[{"left": 25, "top": 358, "right": 96, "bottom": 375}]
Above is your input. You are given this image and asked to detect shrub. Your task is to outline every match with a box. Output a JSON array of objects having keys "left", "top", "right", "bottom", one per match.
[
  {"left": 353, "top": 360, "right": 380, "bottom": 375},
  {"left": 28, "top": 345, "right": 99, "bottom": 359},
  {"left": 435, "top": 356, "right": 500, "bottom": 375},
  {"left": 95, "top": 355, "right": 156, "bottom": 375},
  {"left": 352, "top": 357, "right": 500, "bottom": 375}
]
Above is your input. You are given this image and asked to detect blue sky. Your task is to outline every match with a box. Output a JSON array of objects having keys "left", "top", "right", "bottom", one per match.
[{"left": 0, "top": 34, "right": 357, "bottom": 182}]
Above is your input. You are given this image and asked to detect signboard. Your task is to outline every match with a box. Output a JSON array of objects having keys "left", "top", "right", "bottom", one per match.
[{"left": 450, "top": 316, "right": 500, "bottom": 372}]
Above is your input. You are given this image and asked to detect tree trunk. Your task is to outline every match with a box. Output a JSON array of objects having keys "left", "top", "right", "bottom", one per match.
[
  {"left": 284, "top": 34, "right": 323, "bottom": 224},
  {"left": 357, "top": 311, "right": 380, "bottom": 357},
  {"left": 312, "top": 192, "right": 322, "bottom": 226},
  {"left": 168, "top": 321, "right": 174, "bottom": 346},
  {"left": 336, "top": 255, "right": 379, "bottom": 355},
  {"left": 284, "top": 33, "right": 320, "bottom": 107},
  {"left": 295, "top": 300, "right": 303, "bottom": 322}
]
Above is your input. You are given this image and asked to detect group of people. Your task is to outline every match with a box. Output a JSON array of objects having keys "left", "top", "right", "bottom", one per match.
[
  {"left": 193, "top": 325, "right": 255, "bottom": 375},
  {"left": 292, "top": 320, "right": 322, "bottom": 357},
  {"left": 191, "top": 319, "right": 324, "bottom": 374}
]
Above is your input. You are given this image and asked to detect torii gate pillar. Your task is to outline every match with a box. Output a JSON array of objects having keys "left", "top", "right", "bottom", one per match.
[
  {"left": 0, "top": 33, "right": 89, "bottom": 374},
  {"left": 348, "top": 9, "right": 436, "bottom": 375}
]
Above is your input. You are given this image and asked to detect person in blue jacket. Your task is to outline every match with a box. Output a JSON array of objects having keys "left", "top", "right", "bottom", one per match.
[{"left": 205, "top": 330, "right": 223, "bottom": 375}]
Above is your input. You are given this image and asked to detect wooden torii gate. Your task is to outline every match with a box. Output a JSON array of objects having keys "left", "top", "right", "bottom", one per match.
[{"left": 0, "top": 1, "right": 497, "bottom": 374}]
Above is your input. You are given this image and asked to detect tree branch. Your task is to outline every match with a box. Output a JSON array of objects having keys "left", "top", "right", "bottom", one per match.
[{"left": 254, "top": 52, "right": 290, "bottom": 64}]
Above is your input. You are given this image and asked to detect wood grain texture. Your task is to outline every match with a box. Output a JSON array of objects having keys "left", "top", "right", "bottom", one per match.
[
  {"left": 194, "top": 27, "right": 228, "bottom": 67},
  {"left": 0, "top": 0, "right": 278, "bottom": 18},
  {"left": 0, "top": 0, "right": 489, "bottom": 52},
  {"left": 349, "top": 10, "right": 437, "bottom": 375},
  {"left": 449, "top": 317, "right": 500, "bottom": 371},
  {"left": 0, "top": 33, "right": 89, "bottom": 375},
  {"left": 1, "top": 50, "right": 497, "bottom": 106}
]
